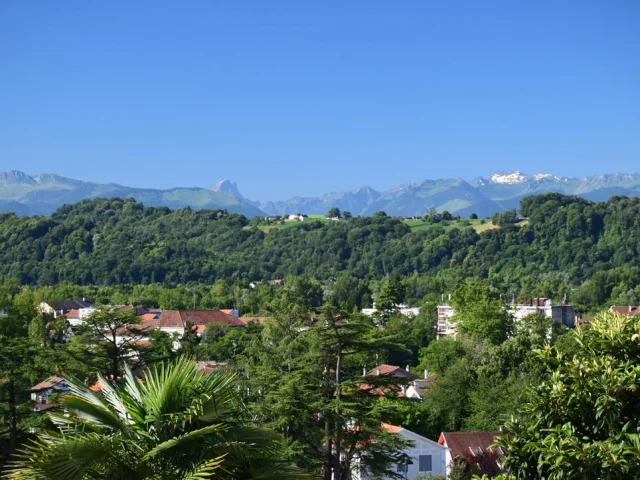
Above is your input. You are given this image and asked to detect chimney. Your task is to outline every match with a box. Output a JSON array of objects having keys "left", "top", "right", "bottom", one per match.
[
  {"left": 448, "top": 294, "right": 451, "bottom": 301},
  {"left": 82, "top": 297, "right": 85, "bottom": 302},
  {"left": 363, "top": 367, "right": 367, "bottom": 376},
  {"left": 630, "top": 306, "right": 633, "bottom": 313},
  {"left": 424, "top": 368, "right": 429, "bottom": 379},
  {"left": 376, "top": 369, "right": 380, "bottom": 376},
  {"left": 406, "top": 365, "right": 410, "bottom": 372}
]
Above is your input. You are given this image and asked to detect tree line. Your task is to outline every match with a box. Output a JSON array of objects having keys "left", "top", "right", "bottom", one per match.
[{"left": 0, "top": 195, "right": 638, "bottom": 308}]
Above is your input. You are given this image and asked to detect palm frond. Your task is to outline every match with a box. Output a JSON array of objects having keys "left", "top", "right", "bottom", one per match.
[
  {"left": 142, "top": 423, "right": 230, "bottom": 460},
  {"left": 4, "top": 432, "right": 118, "bottom": 480}
]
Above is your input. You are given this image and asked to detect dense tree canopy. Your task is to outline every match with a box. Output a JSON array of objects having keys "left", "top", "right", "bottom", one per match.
[
  {"left": 0, "top": 195, "right": 637, "bottom": 306},
  {"left": 495, "top": 311, "right": 640, "bottom": 479}
]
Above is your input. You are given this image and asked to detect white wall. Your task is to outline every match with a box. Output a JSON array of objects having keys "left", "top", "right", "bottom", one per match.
[{"left": 354, "top": 429, "right": 447, "bottom": 479}]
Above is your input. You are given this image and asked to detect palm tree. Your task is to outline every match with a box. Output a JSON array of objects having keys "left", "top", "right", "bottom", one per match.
[{"left": 4, "top": 357, "right": 307, "bottom": 479}]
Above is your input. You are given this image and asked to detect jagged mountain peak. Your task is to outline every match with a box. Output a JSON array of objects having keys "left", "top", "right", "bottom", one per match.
[
  {"left": 213, "top": 179, "right": 246, "bottom": 198},
  {"left": 0, "top": 170, "right": 36, "bottom": 185}
]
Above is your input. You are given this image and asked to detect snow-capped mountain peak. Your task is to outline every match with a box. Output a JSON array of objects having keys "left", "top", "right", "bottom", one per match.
[{"left": 490, "top": 171, "right": 528, "bottom": 184}]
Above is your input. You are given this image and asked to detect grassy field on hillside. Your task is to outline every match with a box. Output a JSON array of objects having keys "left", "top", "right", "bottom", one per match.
[{"left": 248, "top": 216, "right": 527, "bottom": 233}]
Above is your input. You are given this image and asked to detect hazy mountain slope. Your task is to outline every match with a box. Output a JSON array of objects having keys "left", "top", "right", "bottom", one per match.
[
  {"left": 3, "top": 169, "right": 640, "bottom": 218},
  {"left": 260, "top": 186, "right": 382, "bottom": 216},
  {"left": 0, "top": 171, "right": 265, "bottom": 217},
  {"left": 362, "top": 178, "right": 502, "bottom": 217}
]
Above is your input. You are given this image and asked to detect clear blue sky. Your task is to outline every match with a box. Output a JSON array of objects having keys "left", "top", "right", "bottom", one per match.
[{"left": 1, "top": 1, "right": 638, "bottom": 201}]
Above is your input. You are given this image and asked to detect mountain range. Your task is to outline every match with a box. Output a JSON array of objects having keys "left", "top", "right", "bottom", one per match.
[{"left": 2, "top": 170, "right": 640, "bottom": 218}]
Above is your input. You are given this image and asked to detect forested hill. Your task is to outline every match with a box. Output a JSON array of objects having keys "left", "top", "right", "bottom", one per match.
[{"left": 1, "top": 195, "right": 640, "bottom": 292}]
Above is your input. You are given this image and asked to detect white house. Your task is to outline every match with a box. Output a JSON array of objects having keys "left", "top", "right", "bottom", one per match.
[
  {"left": 287, "top": 214, "right": 308, "bottom": 221},
  {"left": 30, "top": 376, "right": 70, "bottom": 412},
  {"left": 352, "top": 424, "right": 447, "bottom": 479},
  {"left": 404, "top": 369, "right": 438, "bottom": 400}
]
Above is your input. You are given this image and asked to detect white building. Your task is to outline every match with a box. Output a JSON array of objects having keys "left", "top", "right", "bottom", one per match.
[
  {"left": 437, "top": 304, "right": 456, "bottom": 338},
  {"left": 361, "top": 303, "right": 421, "bottom": 318},
  {"left": 437, "top": 298, "right": 576, "bottom": 338},
  {"left": 352, "top": 424, "right": 447, "bottom": 479}
]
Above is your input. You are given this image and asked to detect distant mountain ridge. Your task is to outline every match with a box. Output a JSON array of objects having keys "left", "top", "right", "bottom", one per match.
[
  {"left": 2, "top": 169, "right": 640, "bottom": 218},
  {"left": 0, "top": 170, "right": 264, "bottom": 217}
]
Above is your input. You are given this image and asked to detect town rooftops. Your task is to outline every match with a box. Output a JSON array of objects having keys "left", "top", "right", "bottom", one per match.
[
  {"left": 438, "top": 431, "right": 500, "bottom": 459},
  {"left": 144, "top": 310, "right": 246, "bottom": 329},
  {"left": 31, "top": 376, "right": 65, "bottom": 391}
]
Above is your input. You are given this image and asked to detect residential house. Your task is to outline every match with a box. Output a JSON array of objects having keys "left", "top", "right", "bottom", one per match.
[
  {"left": 287, "top": 213, "right": 308, "bottom": 221},
  {"left": 142, "top": 309, "right": 247, "bottom": 336},
  {"left": 404, "top": 369, "right": 438, "bottom": 400},
  {"left": 39, "top": 298, "right": 95, "bottom": 319},
  {"left": 30, "top": 376, "right": 70, "bottom": 412},
  {"left": 438, "top": 431, "right": 503, "bottom": 477},
  {"left": 351, "top": 424, "right": 447, "bottom": 479},
  {"left": 610, "top": 305, "right": 640, "bottom": 316},
  {"left": 361, "top": 364, "right": 419, "bottom": 397}
]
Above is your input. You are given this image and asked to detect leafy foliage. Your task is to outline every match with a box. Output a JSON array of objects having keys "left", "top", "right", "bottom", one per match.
[
  {"left": 4, "top": 357, "right": 303, "bottom": 479},
  {"left": 496, "top": 311, "right": 640, "bottom": 479}
]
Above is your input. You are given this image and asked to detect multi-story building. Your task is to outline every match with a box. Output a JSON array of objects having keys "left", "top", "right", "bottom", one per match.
[{"left": 436, "top": 298, "right": 576, "bottom": 338}]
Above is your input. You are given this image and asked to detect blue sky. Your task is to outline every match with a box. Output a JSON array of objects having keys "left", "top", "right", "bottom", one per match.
[{"left": 1, "top": 1, "right": 638, "bottom": 201}]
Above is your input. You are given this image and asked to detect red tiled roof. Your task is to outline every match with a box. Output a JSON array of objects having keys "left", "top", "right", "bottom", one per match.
[
  {"left": 148, "top": 310, "right": 246, "bottom": 329},
  {"left": 577, "top": 315, "right": 594, "bottom": 325},
  {"left": 238, "top": 316, "right": 270, "bottom": 325},
  {"left": 90, "top": 375, "right": 120, "bottom": 392},
  {"left": 438, "top": 432, "right": 500, "bottom": 459},
  {"left": 31, "top": 376, "right": 65, "bottom": 391},
  {"left": 610, "top": 305, "right": 640, "bottom": 316},
  {"left": 140, "top": 313, "right": 159, "bottom": 322},
  {"left": 195, "top": 361, "right": 229, "bottom": 375},
  {"left": 381, "top": 423, "right": 403, "bottom": 434},
  {"left": 136, "top": 339, "right": 151, "bottom": 348},
  {"left": 220, "top": 309, "right": 234, "bottom": 315},
  {"left": 366, "top": 364, "right": 418, "bottom": 379},
  {"left": 65, "top": 309, "right": 80, "bottom": 319}
]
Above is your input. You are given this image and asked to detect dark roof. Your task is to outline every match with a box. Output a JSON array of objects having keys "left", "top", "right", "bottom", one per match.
[
  {"left": 438, "top": 431, "right": 500, "bottom": 459},
  {"left": 31, "top": 376, "right": 65, "bottom": 391},
  {"left": 366, "top": 364, "right": 418, "bottom": 380},
  {"left": 55, "top": 298, "right": 94, "bottom": 312},
  {"left": 145, "top": 310, "right": 246, "bottom": 329}
]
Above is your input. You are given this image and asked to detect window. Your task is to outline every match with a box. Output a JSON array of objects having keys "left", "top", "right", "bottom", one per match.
[
  {"left": 418, "top": 455, "right": 432, "bottom": 472},
  {"left": 396, "top": 463, "right": 408, "bottom": 473}
]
